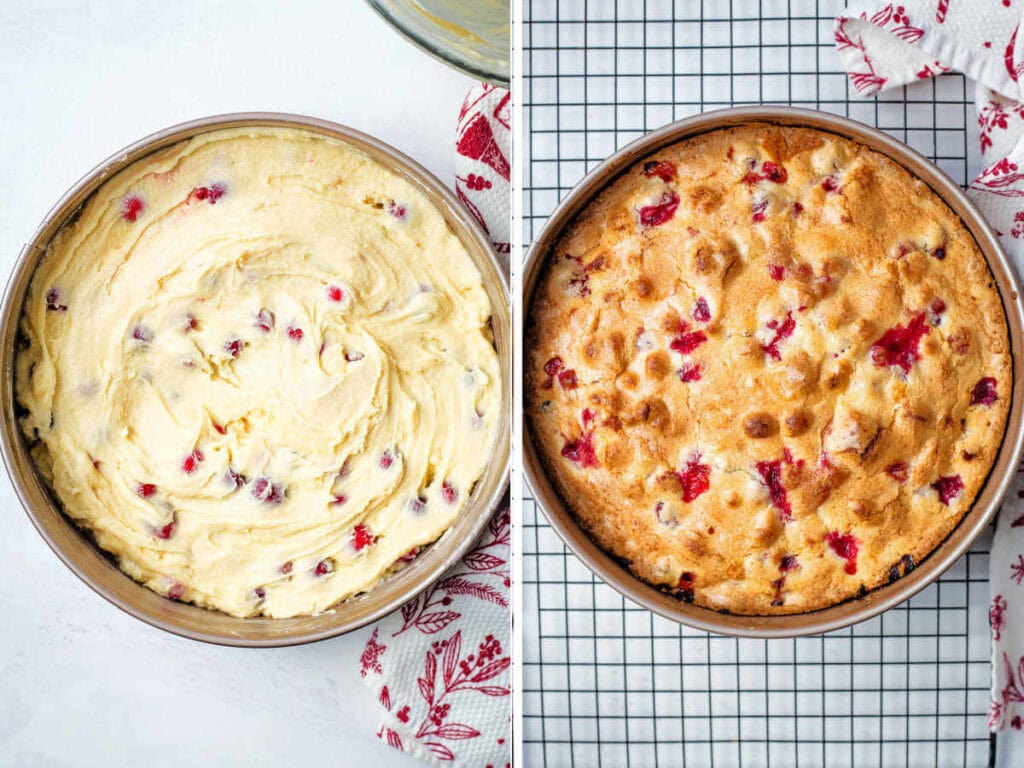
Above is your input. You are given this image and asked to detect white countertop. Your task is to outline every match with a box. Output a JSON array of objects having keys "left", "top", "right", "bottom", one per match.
[{"left": 0, "top": 2, "right": 476, "bottom": 765}]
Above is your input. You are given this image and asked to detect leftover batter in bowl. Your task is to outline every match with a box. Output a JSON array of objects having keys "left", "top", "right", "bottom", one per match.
[
  {"left": 526, "top": 124, "right": 1011, "bottom": 615},
  {"left": 16, "top": 126, "right": 500, "bottom": 619}
]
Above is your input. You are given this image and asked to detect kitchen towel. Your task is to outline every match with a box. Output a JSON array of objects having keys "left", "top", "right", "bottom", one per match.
[
  {"left": 835, "top": 2, "right": 1024, "bottom": 763},
  {"left": 358, "top": 82, "right": 511, "bottom": 768}
]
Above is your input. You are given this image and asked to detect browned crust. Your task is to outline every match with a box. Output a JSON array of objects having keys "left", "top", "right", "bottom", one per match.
[{"left": 526, "top": 124, "right": 1011, "bottom": 615}]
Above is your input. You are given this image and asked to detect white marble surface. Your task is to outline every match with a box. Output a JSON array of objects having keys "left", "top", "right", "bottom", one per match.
[{"left": 0, "top": 2, "right": 476, "bottom": 765}]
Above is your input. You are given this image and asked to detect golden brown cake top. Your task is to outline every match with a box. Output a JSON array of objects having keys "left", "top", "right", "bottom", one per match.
[{"left": 526, "top": 124, "right": 1011, "bottom": 615}]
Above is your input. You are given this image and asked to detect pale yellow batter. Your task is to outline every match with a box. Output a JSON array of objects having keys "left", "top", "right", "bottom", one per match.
[{"left": 16, "top": 126, "right": 500, "bottom": 618}]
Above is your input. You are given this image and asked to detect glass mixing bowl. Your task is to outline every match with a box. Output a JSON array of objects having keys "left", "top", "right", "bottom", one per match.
[{"left": 366, "top": 0, "right": 509, "bottom": 87}]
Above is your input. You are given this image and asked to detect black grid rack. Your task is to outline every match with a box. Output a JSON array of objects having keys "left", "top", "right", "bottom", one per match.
[{"left": 521, "top": 1, "right": 994, "bottom": 766}]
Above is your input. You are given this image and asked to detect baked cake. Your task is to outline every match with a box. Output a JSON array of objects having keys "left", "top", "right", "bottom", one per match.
[
  {"left": 526, "top": 124, "right": 1011, "bottom": 614},
  {"left": 16, "top": 126, "right": 500, "bottom": 618}
]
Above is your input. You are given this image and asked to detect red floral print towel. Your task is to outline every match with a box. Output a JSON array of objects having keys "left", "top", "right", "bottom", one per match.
[
  {"left": 359, "top": 84, "right": 510, "bottom": 767},
  {"left": 835, "top": 3, "right": 1024, "bottom": 763},
  {"left": 360, "top": 503, "right": 510, "bottom": 766},
  {"left": 455, "top": 83, "right": 511, "bottom": 262}
]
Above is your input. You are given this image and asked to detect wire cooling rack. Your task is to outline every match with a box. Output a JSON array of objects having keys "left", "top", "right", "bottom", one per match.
[{"left": 521, "top": 1, "right": 995, "bottom": 766}]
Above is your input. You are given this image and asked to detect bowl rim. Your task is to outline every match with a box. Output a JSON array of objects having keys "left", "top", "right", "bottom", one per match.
[
  {"left": 2, "top": 112, "right": 510, "bottom": 647},
  {"left": 521, "top": 105, "right": 1024, "bottom": 638},
  {"left": 363, "top": 0, "right": 510, "bottom": 87}
]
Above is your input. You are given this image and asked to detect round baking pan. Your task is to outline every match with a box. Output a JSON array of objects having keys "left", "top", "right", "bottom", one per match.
[
  {"left": 1, "top": 113, "right": 510, "bottom": 647},
  {"left": 522, "top": 105, "right": 1024, "bottom": 638},
  {"left": 365, "top": 0, "right": 510, "bottom": 87}
]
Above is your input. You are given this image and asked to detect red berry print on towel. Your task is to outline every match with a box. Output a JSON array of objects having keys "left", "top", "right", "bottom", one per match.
[
  {"left": 360, "top": 628, "right": 387, "bottom": 677},
  {"left": 992, "top": 595, "right": 1008, "bottom": 641}
]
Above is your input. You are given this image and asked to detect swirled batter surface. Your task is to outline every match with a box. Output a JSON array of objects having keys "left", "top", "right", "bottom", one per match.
[{"left": 17, "top": 126, "right": 500, "bottom": 618}]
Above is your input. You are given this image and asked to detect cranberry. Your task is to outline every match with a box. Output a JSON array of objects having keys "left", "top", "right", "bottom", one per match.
[
  {"left": 131, "top": 325, "right": 153, "bottom": 343},
  {"left": 379, "top": 451, "right": 395, "bottom": 470},
  {"left": 225, "top": 468, "right": 246, "bottom": 489},
  {"left": 768, "top": 264, "right": 785, "bottom": 281},
  {"left": 251, "top": 477, "right": 284, "bottom": 504},
  {"left": 181, "top": 449, "right": 204, "bottom": 474},
  {"left": 761, "top": 311, "right": 796, "bottom": 361},
  {"left": 678, "top": 362, "right": 702, "bottom": 382},
  {"left": 345, "top": 351, "right": 364, "bottom": 361},
  {"left": 751, "top": 198, "right": 769, "bottom": 223},
  {"left": 761, "top": 161, "right": 787, "bottom": 183},
  {"left": 886, "top": 462, "right": 910, "bottom": 483},
  {"left": 675, "top": 571, "right": 695, "bottom": 602},
  {"left": 743, "top": 161, "right": 788, "bottom": 184},
  {"left": 190, "top": 183, "right": 225, "bottom": 204},
  {"left": 825, "top": 531, "right": 859, "bottom": 575},
  {"left": 326, "top": 285, "right": 344, "bottom": 302},
  {"left": 931, "top": 475, "right": 964, "bottom": 506},
  {"left": 184, "top": 314, "right": 199, "bottom": 332},
  {"left": 286, "top": 326, "right": 303, "bottom": 341},
  {"left": 442, "top": 481, "right": 458, "bottom": 504},
  {"left": 670, "top": 322, "right": 708, "bottom": 355},
  {"left": 253, "top": 587, "right": 266, "bottom": 601},
  {"left": 970, "top": 377, "right": 998, "bottom": 406},
  {"left": 543, "top": 357, "right": 564, "bottom": 377},
  {"left": 254, "top": 309, "right": 274, "bottom": 332},
  {"left": 387, "top": 200, "right": 407, "bottom": 219},
  {"left": 213, "top": 423, "right": 226, "bottom": 435},
  {"left": 410, "top": 495, "right": 427, "bottom": 514},
  {"left": 314, "top": 558, "right": 334, "bottom": 577},
  {"left": 931, "top": 246, "right": 946, "bottom": 260},
  {"left": 756, "top": 459, "right": 792, "bottom": 521},
  {"left": 558, "top": 369, "right": 578, "bottom": 389},
  {"left": 792, "top": 202, "right": 804, "bottom": 217},
  {"left": 121, "top": 194, "right": 144, "bottom": 222},
  {"left": 779, "top": 554, "right": 799, "bottom": 572},
  {"left": 928, "top": 299, "right": 946, "bottom": 326},
  {"left": 643, "top": 159, "right": 677, "bottom": 182},
  {"left": 167, "top": 583, "right": 184, "bottom": 601},
  {"left": 280, "top": 561, "right": 293, "bottom": 575},
  {"left": 638, "top": 191, "right": 680, "bottom": 227},
  {"left": 224, "top": 338, "right": 244, "bottom": 358},
  {"left": 561, "top": 431, "right": 599, "bottom": 468},
  {"left": 870, "top": 313, "right": 929, "bottom": 374},
  {"left": 889, "top": 554, "right": 916, "bottom": 582},
  {"left": 400, "top": 547, "right": 420, "bottom": 562},
  {"left": 153, "top": 518, "right": 176, "bottom": 540},
  {"left": 693, "top": 297, "right": 711, "bottom": 323},
  {"left": 45, "top": 288, "right": 68, "bottom": 312},
  {"left": 676, "top": 456, "right": 711, "bottom": 503},
  {"left": 353, "top": 524, "right": 374, "bottom": 551},
  {"left": 331, "top": 494, "right": 347, "bottom": 505},
  {"left": 821, "top": 175, "right": 840, "bottom": 193},
  {"left": 137, "top": 483, "right": 156, "bottom": 498}
]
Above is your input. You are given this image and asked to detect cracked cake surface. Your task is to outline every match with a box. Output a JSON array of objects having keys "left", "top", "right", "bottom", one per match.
[{"left": 526, "top": 123, "right": 1011, "bottom": 614}]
